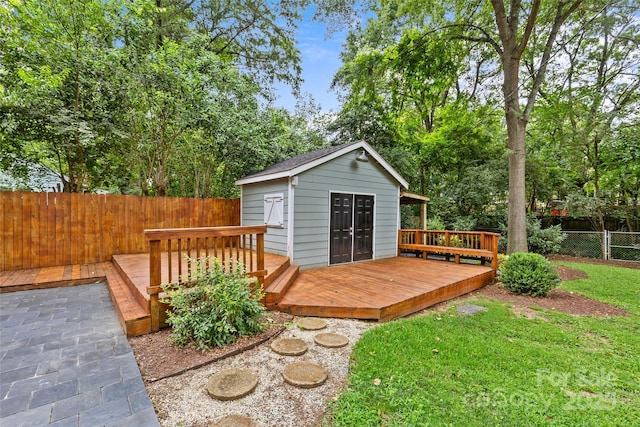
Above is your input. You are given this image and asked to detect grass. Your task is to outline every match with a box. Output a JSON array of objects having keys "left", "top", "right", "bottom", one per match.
[{"left": 330, "top": 263, "right": 640, "bottom": 426}]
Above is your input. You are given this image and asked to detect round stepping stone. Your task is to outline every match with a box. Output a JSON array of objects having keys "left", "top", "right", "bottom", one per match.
[
  {"left": 297, "top": 318, "right": 327, "bottom": 331},
  {"left": 282, "top": 361, "right": 328, "bottom": 388},
  {"left": 206, "top": 368, "right": 258, "bottom": 401},
  {"left": 270, "top": 337, "right": 308, "bottom": 356},
  {"left": 212, "top": 414, "right": 259, "bottom": 427},
  {"left": 314, "top": 332, "right": 349, "bottom": 348}
]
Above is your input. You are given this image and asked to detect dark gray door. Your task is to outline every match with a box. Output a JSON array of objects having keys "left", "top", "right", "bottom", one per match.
[
  {"left": 353, "top": 195, "right": 374, "bottom": 261},
  {"left": 330, "top": 193, "right": 374, "bottom": 264},
  {"left": 330, "top": 193, "right": 353, "bottom": 264}
]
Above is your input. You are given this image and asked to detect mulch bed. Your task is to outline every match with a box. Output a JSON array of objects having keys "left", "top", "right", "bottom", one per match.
[
  {"left": 129, "top": 311, "right": 293, "bottom": 382},
  {"left": 474, "top": 283, "right": 628, "bottom": 317}
]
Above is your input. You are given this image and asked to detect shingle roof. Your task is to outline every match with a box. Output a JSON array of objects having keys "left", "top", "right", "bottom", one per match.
[
  {"left": 235, "top": 140, "right": 408, "bottom": 188},
  {"left": 240, "top": 142, "right": 357, "bottom": 180}
]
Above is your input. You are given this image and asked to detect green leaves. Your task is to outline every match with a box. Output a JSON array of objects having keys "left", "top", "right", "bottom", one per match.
[
  {"left": 161, "top": 257, "right": 265, "bottom": 351},
  {"left": 1, "top": 0, "right": 327, "bottom": 195}
]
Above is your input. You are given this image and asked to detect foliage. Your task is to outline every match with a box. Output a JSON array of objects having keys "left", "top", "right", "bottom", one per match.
[
  {"left": 331, "top": 262, "right": 639, "bottom": 426},
  {"left": 0, "top": 0, "right": 327, "bottom": 196},
  {"left": 500, "top": 216, "right": 566, "bottom": 255},
  {"left": 527, "top": 218, "right": 566, "bottom": 255},
  {"left": 500, "top": 253, "right": 559, "bottom": 297},
  {"left": 426, "top": 216, "right": 445, "bottom": 231},
  {"left": 451, "top": 216, "right": 476, "bottom": 232},
  {"left": 161, "top": 257, "right": 265, "bottom": 351}
]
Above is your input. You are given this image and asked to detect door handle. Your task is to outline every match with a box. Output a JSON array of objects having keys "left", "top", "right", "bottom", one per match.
[{"left": 349, "top": 227, "right": 353, "bottom": 235}]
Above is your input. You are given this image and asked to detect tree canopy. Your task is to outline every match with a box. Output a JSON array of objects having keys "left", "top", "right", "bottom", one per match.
[
  {"left": 1, "top": 0, "right": 638, "bottom": 235},
  {"left": 0, "top": 0, "right": 326, "bottom": 196}
]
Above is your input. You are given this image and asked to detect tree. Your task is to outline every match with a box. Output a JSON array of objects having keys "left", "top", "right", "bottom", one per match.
[
  {"left": 0, "top": 0, "right": 129, "bottom": 192},
  {"left": 319, "top": 0, "right": 590, "bottom": 253}
]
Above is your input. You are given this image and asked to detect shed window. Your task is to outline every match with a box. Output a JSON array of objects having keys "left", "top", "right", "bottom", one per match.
[{"left": 264, "top": 193, "right": 284, "bottom": 227}]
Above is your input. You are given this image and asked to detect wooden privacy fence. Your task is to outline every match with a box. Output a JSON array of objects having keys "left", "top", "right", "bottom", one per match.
[
  {"left": 0, "top": 191, "right": 239, "bottom": 271},
  {"left": 145, "top": 225, "right": 267, "bottom": 332},
  {"left": 398, "top": 229, "right": 500, "bottom": 271}
]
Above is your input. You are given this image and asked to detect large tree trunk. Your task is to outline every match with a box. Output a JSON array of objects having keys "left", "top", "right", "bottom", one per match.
[
  {"left": 506, "top": 118, "right": 528, "bottom": 253},
  {"left": 503, "top": 57, "right": 528, "bottom": 253}
]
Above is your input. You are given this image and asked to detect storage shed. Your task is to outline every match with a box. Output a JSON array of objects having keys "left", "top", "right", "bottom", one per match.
[{"left": 235, "top": 141, "right": 409, "bottom": 270}]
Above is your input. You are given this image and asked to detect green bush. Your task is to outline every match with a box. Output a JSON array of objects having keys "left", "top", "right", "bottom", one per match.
[
  {"left": 499, "top": 216, "right": 566, "bottom": 254},
  {"left": 426, "top": 216, "right": 446, "bottom": 230},
  {"left": 500, "top": 252, "right": 559, "bottom": 297},
  {"left": 161, "top": 257, "right": 265, "bottom": 351}
]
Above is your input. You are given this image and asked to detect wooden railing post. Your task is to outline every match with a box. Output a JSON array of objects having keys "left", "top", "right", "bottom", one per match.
[
  {"left": 491, "top": 234, "right": 499, "bottom": 272},
  {"left": 148, "top": 239, "right": 161, "bottom": 332},
  {"left": 256, "top": 233, "right": 265, "bottom": 286}
]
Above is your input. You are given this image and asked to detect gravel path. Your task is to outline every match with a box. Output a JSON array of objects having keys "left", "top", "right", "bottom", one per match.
[{"left": 148, "top": 317, "right": 376, "bottom": 426}]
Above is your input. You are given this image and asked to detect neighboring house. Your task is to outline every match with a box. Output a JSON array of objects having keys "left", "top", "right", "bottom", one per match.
[
  {"left": 0, "top": 161, "right": 65, "bottom": 192},
  {"left": 236, "top": 141, "right": 409, "bottom": 270}
]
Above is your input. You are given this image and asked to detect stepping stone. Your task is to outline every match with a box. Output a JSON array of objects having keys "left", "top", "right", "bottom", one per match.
[
  {"left": 297, "top": 318, "right": 327, "bottom": 331},
  {"left": 206, "top": 368, "right": 259, "bottom": 401},
  {"left": 212, "top": 414, "right": 259, "bottom": 427},
  {"left": 271, "top": 337, "right": 308, "bottom": 356},
  {"left": 282, "top": 361, "right": 328, "bottom": 388},
  {"left": 457, "top": 303, "right": 488, "bottom": 316},
  {"left": 314, "top": 332, "right": 349, "bottom": 348}
]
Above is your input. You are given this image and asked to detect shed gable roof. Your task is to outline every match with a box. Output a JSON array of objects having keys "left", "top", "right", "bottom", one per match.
[{"left": 236, "top": 141, "right": 409, "bottom": 188}]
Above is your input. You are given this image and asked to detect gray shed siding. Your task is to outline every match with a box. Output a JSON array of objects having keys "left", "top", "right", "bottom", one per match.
[
  {"left": 241, "top": 179, "right": 289, "bottom": 256},
  {"left": 292, "top": 154, "right": 399, "bottom": 269}
]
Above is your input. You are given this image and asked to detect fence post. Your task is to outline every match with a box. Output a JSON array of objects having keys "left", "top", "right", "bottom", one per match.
[{"left": 604, "top": 231, "right": 610, "bottom": 260}]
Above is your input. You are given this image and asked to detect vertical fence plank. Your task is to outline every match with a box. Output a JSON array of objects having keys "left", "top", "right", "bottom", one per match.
[
  {"left": 13, "top": 192, "right": 24, "bottom": 269},
  {"left": 21, "top": 192, "right": 31, "bottom": 269},
  {"left": 0, "top": 193, "right": 6, "bottom": 270}
]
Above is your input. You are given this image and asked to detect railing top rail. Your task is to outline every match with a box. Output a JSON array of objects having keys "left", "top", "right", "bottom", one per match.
[
  {"left": 400, "top": 229, "right": 500, "bottom": 237},
  {"left": 145, "top": 225, "right": 267, "bottom": 241}
]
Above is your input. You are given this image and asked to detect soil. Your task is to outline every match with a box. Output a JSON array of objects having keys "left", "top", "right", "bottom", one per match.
[
  {"left": 130, "top": 255, "right": 630, "bottom": 388},
  {"left": 129, "top": 311, "right": 293, "bottom": 382}
]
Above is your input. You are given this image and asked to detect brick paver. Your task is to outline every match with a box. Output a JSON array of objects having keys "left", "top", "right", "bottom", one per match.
[{"left": 0, "top": 283, "right": 159, "bottom": 426}]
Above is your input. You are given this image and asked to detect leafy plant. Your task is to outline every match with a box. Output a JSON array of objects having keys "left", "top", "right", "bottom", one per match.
[
  {"left": 161, "top": 257, "right": 265, "bottom": 351},
  {"left": 499, "top": 216, "right": 566, "bottom": 254},
  {"left": 426, "top": 216, "right": 446, "bottom": 231},
  {"left": 500, "top": 252, "right": 559, "bottom": 297}
]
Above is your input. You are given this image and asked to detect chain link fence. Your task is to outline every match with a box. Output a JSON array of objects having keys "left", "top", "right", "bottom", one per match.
[
  {"left": 610, "top": 232, "right": 640, "bottom": 262},
  {"left": 559, "top": 231, "right": 640, "bottom": 262}
]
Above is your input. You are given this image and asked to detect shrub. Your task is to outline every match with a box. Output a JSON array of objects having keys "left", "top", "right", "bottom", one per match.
[
  {"left": 498, "top": 216, "right": 566, "bottom": 255},
  {"left": 527, "top": 218, "right": 566, "bottom": 255},
  {"left": 451, "top": 216, "right": 477, "bottom": 231},
  {"left": 427, "top": 216, "right": 446, "bottom": 230},
  {"left": 161, "top": 257, "right": 265, "bottom": 351},
  {"left": 500, "top": 252, "right": 559, "bottom": 297}
]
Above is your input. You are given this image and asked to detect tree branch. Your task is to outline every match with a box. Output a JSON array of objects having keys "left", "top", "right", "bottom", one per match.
[
  {"left": 517, "top": 0, "right": 541, "bottom": 57},
  {"left": 524, "top": 0, "right": 583, "bottom": 119}
]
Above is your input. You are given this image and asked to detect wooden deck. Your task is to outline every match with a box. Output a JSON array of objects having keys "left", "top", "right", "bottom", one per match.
[
  {"left": 273, "top": 257, "right": 495, "bottom": 321},
  {"left": 0, "top": 254, "right": 494, "bottom": 335}
]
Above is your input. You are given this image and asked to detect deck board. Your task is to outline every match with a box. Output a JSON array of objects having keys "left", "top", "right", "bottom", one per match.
[{"left": 275, "top": 257, "right": 494, "bottom": 320}]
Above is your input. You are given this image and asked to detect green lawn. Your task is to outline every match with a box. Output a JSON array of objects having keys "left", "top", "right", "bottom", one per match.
[{"left": 330, "top": 263, "right": 640, "bottom": 426}]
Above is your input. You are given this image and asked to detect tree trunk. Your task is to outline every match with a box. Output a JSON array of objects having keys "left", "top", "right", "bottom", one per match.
[
  {"left": 506, "top": 114, "right": 528, "bottom": 253},
  {"left": 503, "top": 59, "right": 528, "bottom": 253}
]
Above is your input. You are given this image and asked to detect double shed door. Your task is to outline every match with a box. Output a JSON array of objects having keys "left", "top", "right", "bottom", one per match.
[{"left": 330, "top": 193, "right": 374, "bottom": 265}]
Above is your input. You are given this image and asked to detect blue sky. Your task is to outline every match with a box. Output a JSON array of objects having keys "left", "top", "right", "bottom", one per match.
[{"left": 272, "top": 12, "right": 348, "bottom": 113}]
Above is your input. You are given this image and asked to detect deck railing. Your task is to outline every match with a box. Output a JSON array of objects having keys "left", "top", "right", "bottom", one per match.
[
  {"left": 398, "top": 229, "right": 500, "bottom": 271},
  {"left": 144, "top": 225, "right": 267, "bottom": 332}
]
